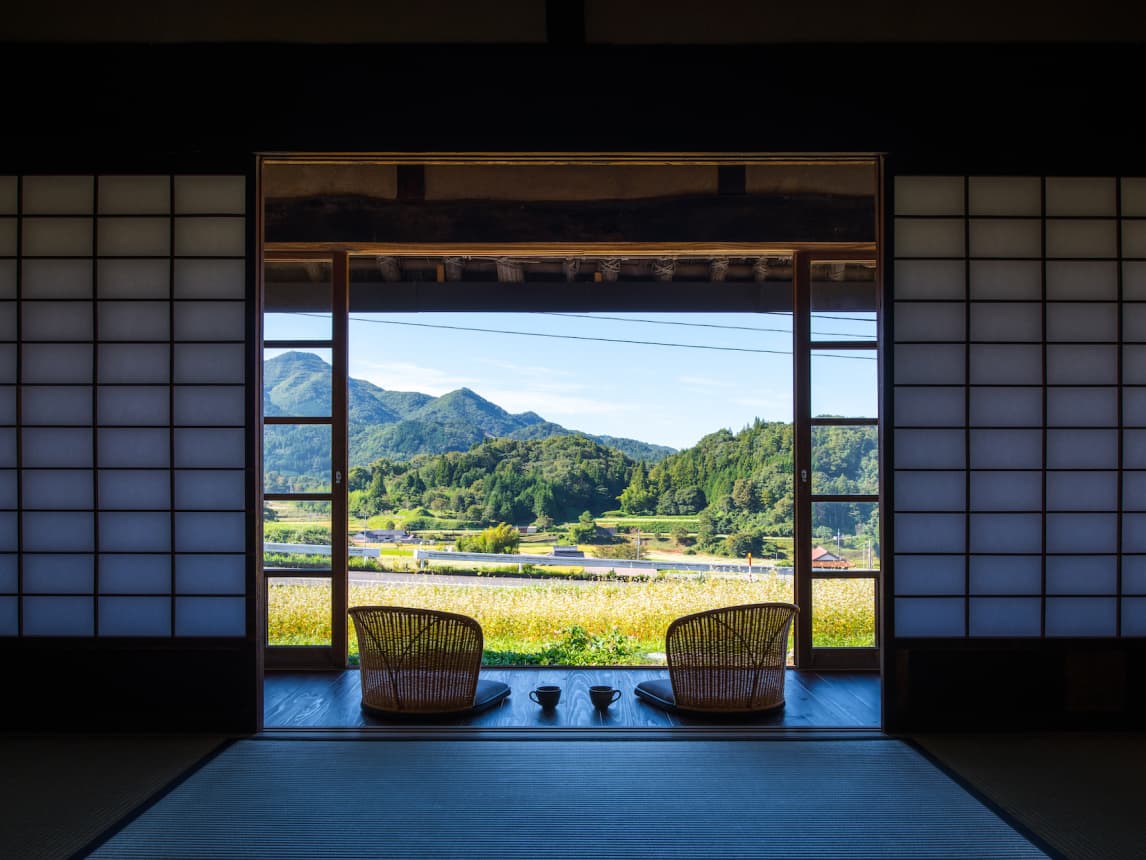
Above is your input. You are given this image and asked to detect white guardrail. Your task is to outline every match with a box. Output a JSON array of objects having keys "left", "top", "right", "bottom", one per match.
[
  {"left": 264, "top": 543, "right": 380, "bottom": 558},
  {"left": 413, "top": 548, "right": 791, "bottom": 575}
]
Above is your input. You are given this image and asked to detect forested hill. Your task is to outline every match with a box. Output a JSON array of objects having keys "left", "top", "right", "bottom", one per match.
[{"left": 263, "top": 351, "right": 675, "bottom": 479}]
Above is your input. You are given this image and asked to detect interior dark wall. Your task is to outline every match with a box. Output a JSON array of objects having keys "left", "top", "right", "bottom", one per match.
[{"left": 1, "top": 41, "right": 1144, "bottom": 732}]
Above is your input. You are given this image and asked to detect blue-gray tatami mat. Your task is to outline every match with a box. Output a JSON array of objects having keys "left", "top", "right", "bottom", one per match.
[{"left": 87, "top": 738, "right": 1047, "bottom": 859}]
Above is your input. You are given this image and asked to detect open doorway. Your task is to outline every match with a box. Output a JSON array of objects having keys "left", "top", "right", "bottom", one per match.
[{"left": 258, "top": 155, "right": 881, "bottom": 729}]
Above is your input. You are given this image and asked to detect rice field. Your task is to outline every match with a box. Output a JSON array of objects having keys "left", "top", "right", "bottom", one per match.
[{"left": 267, "top": 573, "right": 876, "bottom": 663}]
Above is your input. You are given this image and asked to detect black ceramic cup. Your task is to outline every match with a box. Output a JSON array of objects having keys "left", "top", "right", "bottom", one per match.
[
  {"left": 589, "top": 685, "right": 622, "bottom": 709},
  {"left": 529, "top": 685, "right": 561, "bottom": 708}
]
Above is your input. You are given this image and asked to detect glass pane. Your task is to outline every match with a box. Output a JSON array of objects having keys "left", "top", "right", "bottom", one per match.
[
  {"left": 811, "top": 350, "right": 877, "bottom": 419},
  {"left": 264, "top": 347, "right": 332, "bottom": 417},
  {"left": 812, "top": 425, "right": 877, "bottom": 495},
  {"left": 811, "top": 262, "right": 877, "bottom": 341},
  {"left": 264, "top": 500, "right": 333, "bottom": 570},
  {"left": 812, "top": 577, "right": 876, "bottom": 647},
  {"left": 264, "top": 260, "right": 331, "bottom": 341},
  {"left": 811, "top": 501, "right": 879, "bottom": 571},
  {"left": 264, "top": 423, "right": 331, "bottom": 493},
  {"left": 267, "top": 576, "right": 331, "bottom": 646}
]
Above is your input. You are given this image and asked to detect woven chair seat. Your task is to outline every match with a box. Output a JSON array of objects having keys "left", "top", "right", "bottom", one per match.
[
  {"left": 634, "top": 602, "right": 799, "bottom": 715},
  {"left": 349, "top": 606, "right": 510, "bottom": 717}
]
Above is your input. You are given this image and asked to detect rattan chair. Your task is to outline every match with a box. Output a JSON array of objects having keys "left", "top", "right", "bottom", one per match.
[
  {"left": 348, "top": 606, "right": 510, "bottom": 717},
  {"left": 634, "top": 602, "right": 799, "bottom": 715}
]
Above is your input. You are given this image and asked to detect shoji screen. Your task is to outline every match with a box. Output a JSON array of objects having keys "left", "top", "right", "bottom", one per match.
[
  {"left": 893, "top": 176, "right": 1146, "bottom": 639},
  {"left": 0, "top": 175, "right": 248, "bottom": 638}
]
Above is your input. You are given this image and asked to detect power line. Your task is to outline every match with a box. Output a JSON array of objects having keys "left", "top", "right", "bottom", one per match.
[
  {"left": 537, "top": 311, "right": 873, "bottom": 339},
  {"left": 340, "top": 315, "right": 878, "bottom": 359}
]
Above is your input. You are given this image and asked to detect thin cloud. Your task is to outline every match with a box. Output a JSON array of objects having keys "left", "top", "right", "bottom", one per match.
[{"left": 351, "top": 360, "right": 478, "bottom": 395}]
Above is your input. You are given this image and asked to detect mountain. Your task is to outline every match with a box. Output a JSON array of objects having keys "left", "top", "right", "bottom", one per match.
[{"left": 263, "top": 352, "right": 674, "bottom": 482}]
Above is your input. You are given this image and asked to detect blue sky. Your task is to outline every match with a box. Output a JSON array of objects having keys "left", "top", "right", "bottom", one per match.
[{"left": 266, "top": 311, "right": 877, "bottom": 450}]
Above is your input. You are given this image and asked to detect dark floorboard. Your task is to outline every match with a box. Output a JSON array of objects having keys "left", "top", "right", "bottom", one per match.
[{"left": 264, "top": 667, "right": 880, "bottom": 729}]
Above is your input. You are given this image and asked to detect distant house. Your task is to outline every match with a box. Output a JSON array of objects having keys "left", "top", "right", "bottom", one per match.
[
  {"left": 550, "top": 545, "right": 585, "bottom": 558},
  {"left": 517, "top": 525, "right": 538, "bottom": 535},
  {"left": 812, "top": 546, "right": 851, "bottom": 569},
  {"left": 358, "top": 529, "right": 417, "bottom": 543}
]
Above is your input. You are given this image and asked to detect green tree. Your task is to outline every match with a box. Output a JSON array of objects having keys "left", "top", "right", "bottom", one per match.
[
  {"left": 457, "top": 522, "right": 521, "bottom": 554},
  {"left": 567, "top": 510, "right": 598, "bottom": 544}
]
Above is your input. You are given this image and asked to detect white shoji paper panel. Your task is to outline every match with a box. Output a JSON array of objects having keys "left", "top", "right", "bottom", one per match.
[
  {"left": 1046, "top": 513, "right": 1117, "bottom": 553},
  {"left": 0, "top": 345, "right": 14, "bottom": 383},
  {"left": 22, "top": 219, "right": 92, "bottom": 256},
  {"left": 1046, "top": 261, "right": 1118, "bottom": 300},
  {"left": 21, "top": 259, "right": 92, "bottom": 298},
  {"left": 175, "top": 176, "right": 245, "bottom": 215},
  {"left": 1046, "top": 598, "right": 1116, "bottom": 637},
  {"left": 174, "top": 429, "right": 244, "bottom": 468},
  {"left": 1047, "top": 556, "right": 1116, "bottom": 594},
  {"left": 22, "top": 301, "right": 92, "bottom": 341},
  {"left": 1047, "top": 345, "right": 1117, "bottom": 384},
  {"left": 895, "top": 513, "right": 966, "bottom": 553},
  {"left": 894, "top": 219, "right": 964, "bottom": 257},
  {"left": 23, "top": 511, "right": 93, "bottom": 551},
  {"left": 98, "top": 386, "right": 170, "bottom": 426},
  {"left": 970, "top": 598, "right": 1042, "bottom": 636},
  {"left": 175, "top": 596, "right": 245, "bottom": 636},
  {"left": 0, "top": 429, "right": 14, "bottom": 468},
  {"left": 970, "top": 556, "right": 1042, "bottom": 594},
  {"left": 970, "top": 513, "right": 1042, "bottom": 553},
  {"left": 895, "top": 598, "right": 965, "bottom": 637},
  {"left": 1125, "top": 514, "right": 1146, "bottom": 552},
  {"left": 0, "top": 470, "right": 14, "bottom": 506},
  {"left": 1122, "top": 557, "right": 1146, "bottom": 594},
  {"left": 1046, "top": 220, "right": 1117, "bottom": 258},
  {"left": 0, "top": 303, "right": 13, "bottom": 341},
  {"left": 22, "top": 470, "right": 93, "bottom": 509},
  {"left": 894, "top": 387, "right": 964, "bottom": 426},
  {"left": 0, "top": 261, "right": 13, "bottom": 298},
  {"left": 893, "top": 260, "right": 965, "bottom": 300},
  {"left": 0, "top": 511, "right": 14, "bottom": 550},
  {"left": 969, "top": 387, "right": 1042, "bottom": 427},
  {"left": 1122, "top": 599, "right": 1146, "bottom": 636},
  {"left": 0, "top": 554, "right": 16, "bottom": 591},
  {"left": 174, "top": 301, "right": 244, "bottom": 341},
  {"left": 1046, "top": 178, "right": 1116, "bottom": 216},
  {"left": 970, "top": 260, "right": 1042, "bottom": 300},
  {"left": 23, "top": 176, "right": 93, "bottom": 214},
  {"left": 97, "top": 259, "right": 169, "bottom": 299},
  {"left": 22, "top": 596, "right": 93, "bottom": 636},
  {"left": 893, "top": 344, "right": 964, "bottom": 384},
  {"left": 98, "top": 470, "right": 171, "bottom": 510},
  {"left": 175, "top": 554, "right": 245, "bottom": 594},
  {"left": 1123, "top": 222, "right": 1146, "bottom": 258},
  {"left": 98, "top": 344, "right": 170, "bottom": 384},
  {"left": 98, "top": 429, "right": 170, "bottom": 468},
  {"left": 970, "top": 471, "right": 1042, "bottom": 511},
  {"left": 969, "top": 429, "right": 1042, "bottom": 468},
  {"left": 99, "top": 554, "right": 171, "bottom": 594},
  {"left": 1046, "top": 303, "right": 1117, "bottom": 342},
  {"left": 99, "top": 597, "right": 171, "bottom": 636},
  {"left": 894, "top": 177, "right": 964, "bottom": 215},
  {"left": 968, "top": 177, "right": 1041, "bottom": 216},
  {"left": 1047, "top": 429, "right": 1118, "bottom": 469},
  {"left": 174, "top": 470, "right": 245, "bottom": 510},
  {"left": 23, "top": 554, "right": 94, "bottom": 593},
  {"left": 970, "top": 220, "right": 1041, "bottom": 258},
  {"left": 22, "top": 386, "right": 91, "bottom": 425},
  {"left": 173, "top": 387, "right": 245, "bottom": 426},
  {"left": 1122, "top": 430, "right": 1146, "bottom": 468},
  {"left": 970, "top": 345, "right": 1041, "bottom": 384},
  {"left": 174, "top": 343, "right": 245, "bottom": 384},
  {"left": 0, "top": 387, "right": 12, "bottom": 424},
  {"left": 969, "top": 303, "right": 1041, "bottom": 342},
  {"left": 1125, "top": 347, "right": 1146, "bottom": 385},
  {"left": 1124, "top": 179, "right": 1146, "bottom": 217},
  {"left": 893, "top": 555, "right": 965, "bottom": 595},
  {"left": 99, "top": 511, "right": 171, "bottom": 552},
  {"left": 1126, "top": 389, "right": 1146, "bottom": 425},
  {"left": 0, "top": 220, "right": 16, "bottom": 256},
  {"left": 893, "top": 302, "right": 964, "bottom": 341},
  {"left": 1124, "top": 263, "right": 1146, "bottom": 300},
  {"left": 894, "top": 429, "right": 965, "bottom": 469},
  {"left": 894, "top": 471, "right": 965, "bottom": 511},
  {"left": 98, "top": 218, "right": 170, "bottom": 257},
  {"left": 174, "top": 259, "right": 245, "bottom": 299},
  {"left": 1124, "top": 305, "right": 1146, "bottom": 341},
  {"left": 1046, "top": 471, "right": 1117, "bottom": 511},
  {"left": 22, "top": 343, "right": 93, "bottom": 383},
  {"left": 98, "top": 302, "right": 170, "bottom": 341},
  {"left": 0, "top": 177, "right": 15, "bottom": 213},
  {"left": 22, "top": 428, "right": 92, "bottom": 467},
  {"left": 1123, "top": 472, "right": 1146, "bottom": 510},
  {"left": 1047, "top": 388, "right": 1117, "bottom": 426},
  {"left": 175, "top": 512, "right": 245, "bottom": 552},
  {"left": 0, "top": 597, "right": 16, "bottom": 633},
  {"left": 98, "top": 176, "right": 170, "bottom": 214},
  {"left": 174, "top": 218, "right": 245, "bottom": 257}
]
